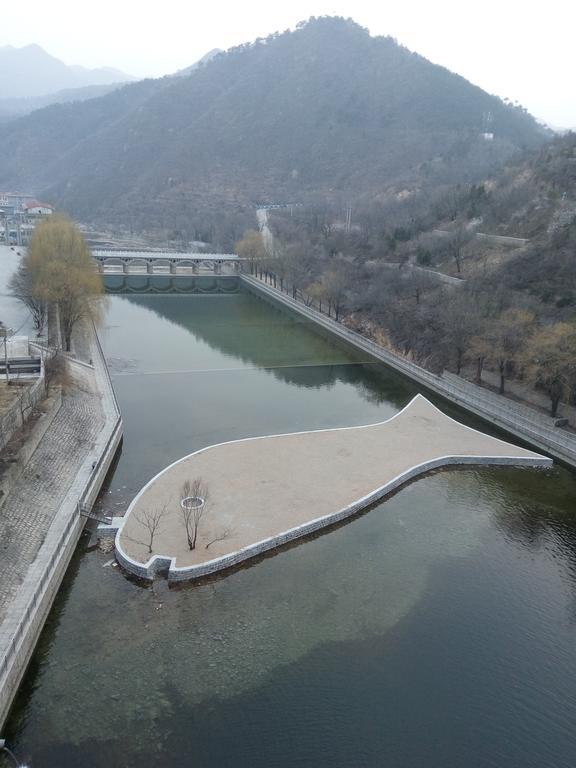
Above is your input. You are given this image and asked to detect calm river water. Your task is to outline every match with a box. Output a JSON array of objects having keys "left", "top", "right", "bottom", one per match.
[{"left": 3, "top": 281, "right": 576, "bottom": 767}]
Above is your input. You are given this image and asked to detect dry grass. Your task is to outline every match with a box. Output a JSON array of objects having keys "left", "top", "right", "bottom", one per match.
[{"left": 435, "top": 240, "right": 525, "bottom": 279}]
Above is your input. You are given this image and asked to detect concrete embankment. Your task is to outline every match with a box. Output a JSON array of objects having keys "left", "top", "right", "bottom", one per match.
[
  {"left": 0, "top": 325, "right": 122, "bottom": 728},
  {"left": 241, "top": 275, "right": 576, "bottom": 468}
]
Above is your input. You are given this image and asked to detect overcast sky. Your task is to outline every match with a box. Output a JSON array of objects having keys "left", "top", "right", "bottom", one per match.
[{"left": 2, "top": 0, "right": 575, "bottom": 127}]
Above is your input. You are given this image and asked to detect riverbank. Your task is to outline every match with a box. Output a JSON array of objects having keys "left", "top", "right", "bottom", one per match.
[
  {"left": 0, "top": 320, "right": 122, "bottom": 728},
  {"left": 242, "top": 275, "right": 576, "bottom": 467}
]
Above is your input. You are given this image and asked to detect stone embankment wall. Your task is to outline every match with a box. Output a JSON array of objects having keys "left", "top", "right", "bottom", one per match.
[
  {"left": 0, "top": 325, "right": 122, "bottom": 728},
  {"left": 241, "top": 275, "right": 576, "bottom": 468}
]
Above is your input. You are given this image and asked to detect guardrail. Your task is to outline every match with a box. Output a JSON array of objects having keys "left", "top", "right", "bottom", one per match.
[{"left": 242, "top": 274, "right": 576, "bottom": 466}]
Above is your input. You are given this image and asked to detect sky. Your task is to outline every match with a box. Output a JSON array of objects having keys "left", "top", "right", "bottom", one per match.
[{"left": 1, "top": 0, "right": 575, "bottom": 128}]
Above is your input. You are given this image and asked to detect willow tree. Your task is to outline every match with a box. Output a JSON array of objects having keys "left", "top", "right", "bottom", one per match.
[
  {"left": 235, "top": 229, "right": 267, "bottom": 273},
  {"left": 523, "top": 323, "right": 576, "bottom": 417},
  {"left": 471, "top": 308, "right": 535, "bottom": 393},
  {"left": 25, "top": 216, "right": 102, "bottom": 351},
  {"left": 307, "top": 265, "right": 349, "bottom": 320}
]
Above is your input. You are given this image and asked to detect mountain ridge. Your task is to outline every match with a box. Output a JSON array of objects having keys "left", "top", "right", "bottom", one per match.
[
  {"left": 0, "top": 18, "right": 549, "bottom": 246},
  {"left": 0, "top": 43, "right": 135, "bottom": 99}
]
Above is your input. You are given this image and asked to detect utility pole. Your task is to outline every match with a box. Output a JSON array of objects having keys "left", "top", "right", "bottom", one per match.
[
  {"left": 0, "top": 212, "right": 8, "bottom": 244},
  {"left": 0, "top": 325, "right": 9, "bottom": 384}
]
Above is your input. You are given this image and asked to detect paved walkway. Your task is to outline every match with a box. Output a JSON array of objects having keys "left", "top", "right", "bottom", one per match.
[
  {"left": 117, "top": 395, "right": 549, "bottom": 575},
  {"left": 0, "top": 340, "right": 104, "bottom": 624}
]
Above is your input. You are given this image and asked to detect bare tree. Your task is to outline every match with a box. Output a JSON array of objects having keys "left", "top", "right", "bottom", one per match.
[
  {"left": 17, "top": 384, "right": 35, "bottom": 423},
  {"left": 133, "top": 505, "right": 167, "bottom": 554},
  {"left": 180, "top": 478, "right": 211, "bottom": 551},
  {"left": 447, "top": 227, "right": 473, "bottom": 275},
  {"left": 9, "top": 261, "right": 46, "bottom": 336},
  {"left": 205, "top": 528, "right": 232, "bottom": 550},
  {"left": 523, "top": 322, "right": 576, "bottom": 417},
  {"left": 474, "top": 308, "right": 535, "bottom": 393},
  {"left": 439, "top": 289, "right": 484, "bottom": 375}
]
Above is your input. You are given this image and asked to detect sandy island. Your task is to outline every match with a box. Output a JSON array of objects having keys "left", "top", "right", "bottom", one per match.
[{"left": 114, "top": 394, "right": 551, "bottom": 580}]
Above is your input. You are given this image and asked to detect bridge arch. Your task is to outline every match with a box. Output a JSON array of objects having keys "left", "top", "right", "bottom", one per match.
[{"left": 124, "top": 258, "right": 150, "bottom": 273}]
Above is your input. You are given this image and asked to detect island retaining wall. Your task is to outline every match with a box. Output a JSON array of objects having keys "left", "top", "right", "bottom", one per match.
[{"left": 114, "top": 452, "right": 549, "bottom": 582}]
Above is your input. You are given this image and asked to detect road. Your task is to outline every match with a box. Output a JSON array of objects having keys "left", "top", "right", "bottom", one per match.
[{"left": 256, "top": 208, "right": 274, "bottom": 255}]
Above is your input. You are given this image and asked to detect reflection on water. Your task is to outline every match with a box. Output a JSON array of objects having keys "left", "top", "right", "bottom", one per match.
[
  {"left": 4, "top": 289, "right": 576, "bottom": 768},
  {"left": 0, "top": 245, "right": 34, "bottom": 335}
]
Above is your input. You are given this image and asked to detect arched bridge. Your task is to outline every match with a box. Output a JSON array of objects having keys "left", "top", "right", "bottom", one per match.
[{"left": 92, "top": 250, "right": 241, "bottom": 276}]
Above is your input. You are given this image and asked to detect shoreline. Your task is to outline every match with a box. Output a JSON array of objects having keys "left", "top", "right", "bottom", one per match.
[
  {"left": 242, "top": 274, "right": 576, "bottom": 468},
  {"left": 0, "top": 321, "right": 122, "bottom": 728}
]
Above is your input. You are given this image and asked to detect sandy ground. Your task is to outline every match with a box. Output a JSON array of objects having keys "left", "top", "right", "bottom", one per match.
[{"left": 118, "top": 395, "right": 548, "bottom": 568}]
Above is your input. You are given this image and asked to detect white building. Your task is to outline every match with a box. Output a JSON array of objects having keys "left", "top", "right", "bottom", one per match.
[{"left": 23, "top": 201, "right": 54, "bottom": 216}]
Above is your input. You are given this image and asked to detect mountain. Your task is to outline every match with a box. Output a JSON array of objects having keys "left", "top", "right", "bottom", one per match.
[
  {"left": 174, "top": 49, "right": 223, "bottom": 77},
  {"left": 0, "top": 83, "right": 126, "bottom": 122},
  {"left": 0, "top": 18, "right": 548, "bottom": 245},
  {"left": 0, "top": 44, "right": 134, "bottom": 99},
  {"left": 464, "top": 132, "right": 576, "bottom": 306}
]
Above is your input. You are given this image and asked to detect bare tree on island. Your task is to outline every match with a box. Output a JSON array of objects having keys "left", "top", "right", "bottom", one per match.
[
  {"left": 133, "top": 505, "right": 167, "bottom": 554},
  {"left": 180, "top": 478, "right": 211, "bottom": 551}
]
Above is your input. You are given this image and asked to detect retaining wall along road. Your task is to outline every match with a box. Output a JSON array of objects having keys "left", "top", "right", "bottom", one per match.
[
  {"left": 241, "top": 275, "right": 576, "bottom": 468},
  {"left": 0, "top": 325, "right": 122, "bottom": 728}
]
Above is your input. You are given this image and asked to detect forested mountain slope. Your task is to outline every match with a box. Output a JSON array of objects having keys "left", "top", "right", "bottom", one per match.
[
  {"left": 263, "top": 133, "right": 576, "bottom": 415},
  {"left": 0, "top": 18, "right": 547, "bottom": 243}
]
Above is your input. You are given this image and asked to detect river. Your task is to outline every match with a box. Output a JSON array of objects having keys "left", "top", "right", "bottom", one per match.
[{"left": 3, "top": 281, "right": 576, "bottom": 767}]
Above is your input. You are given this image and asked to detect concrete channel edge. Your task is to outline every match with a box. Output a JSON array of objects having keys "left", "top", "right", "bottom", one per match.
[{"left": 0, "top": 324, "right": 123, "bottom": 729}]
